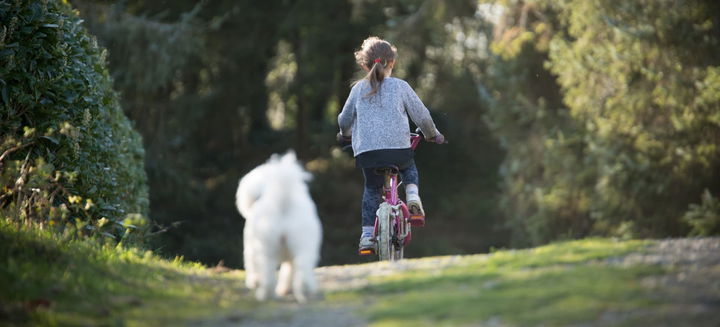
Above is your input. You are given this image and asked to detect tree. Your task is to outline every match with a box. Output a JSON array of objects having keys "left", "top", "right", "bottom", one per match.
[
  {"left": 483, "top": 0, "right": 720, "bottom": 244},
  {"left": 481, "top": 0, "right": 589, "bottom": 245},
  {"left": 547, "top": 0, "right": 720, "bottom": 237}
]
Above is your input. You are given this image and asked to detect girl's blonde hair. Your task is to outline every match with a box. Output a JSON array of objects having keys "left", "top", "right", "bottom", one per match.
[{"left": 353, "top": 36, "right": 397, "bottom": 97}]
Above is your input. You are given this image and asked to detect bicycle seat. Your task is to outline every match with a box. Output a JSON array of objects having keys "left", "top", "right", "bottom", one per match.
[{"left": 374, "top": 165, "right": 400, "bottom": 175}]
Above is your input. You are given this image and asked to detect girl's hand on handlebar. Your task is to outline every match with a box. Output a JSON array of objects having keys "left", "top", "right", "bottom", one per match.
[
  {"left": 429, "top": 132, "right": 446, "bottom": 144},
  {"left": 414, "top": 128, "right": 446, "bottom": 144},
  {"left": 336, "top": 132, "right": 351, "bottom": 145}
]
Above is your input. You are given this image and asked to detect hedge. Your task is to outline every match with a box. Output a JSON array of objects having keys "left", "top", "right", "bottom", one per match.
[{"left": 0, "top": 0, "right": 148, "bottom": 240}]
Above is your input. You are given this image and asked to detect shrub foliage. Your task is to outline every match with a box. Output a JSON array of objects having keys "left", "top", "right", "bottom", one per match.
[{"left": 0, "top": 0, "right": 148, "bottom": 240}]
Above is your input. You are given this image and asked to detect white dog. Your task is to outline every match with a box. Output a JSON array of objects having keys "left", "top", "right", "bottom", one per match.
[{"left": 235, "top": 151, "right": 322, "bottom": 302}]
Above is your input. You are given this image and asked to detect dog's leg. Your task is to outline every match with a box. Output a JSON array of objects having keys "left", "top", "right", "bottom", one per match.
[
  {"left": 244, "top": 253, "right": 258, "bottom": 290},
  {"left": 292, "top": 255, "right": 318, "bottom": 303},
  {"left": 255, "top": 250, "right": 278, "bottom": 301},
  {"left": 275, "top": 261, "right": 294, "bottom": 297},
  {"left": 243, "top": 229, "right": 258, "bottom": 289}
]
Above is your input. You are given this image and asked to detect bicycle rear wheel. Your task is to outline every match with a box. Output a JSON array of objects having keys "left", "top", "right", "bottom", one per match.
[
  {"left": 376, "top": 203, "right": 393, "bottom": 261},
  {"left": 392, "top": 238, "right": 403, "bottom": 260},
  {"left": 392, "top": 213, "right": 408, "bottom": 260}
]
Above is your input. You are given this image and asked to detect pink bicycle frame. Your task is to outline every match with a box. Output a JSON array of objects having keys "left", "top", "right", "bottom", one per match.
[{"left": 372, "top": 133, "right": 422, "bottom": 246}]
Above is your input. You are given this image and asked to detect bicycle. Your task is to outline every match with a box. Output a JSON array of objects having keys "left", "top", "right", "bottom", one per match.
[{"left": 340, "top": 130, "right": 440, "bottom": 261}]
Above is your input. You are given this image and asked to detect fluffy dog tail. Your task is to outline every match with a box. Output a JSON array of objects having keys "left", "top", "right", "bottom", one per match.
[{"left": 236, "top": 151, "right": 311, "bottom": 219}]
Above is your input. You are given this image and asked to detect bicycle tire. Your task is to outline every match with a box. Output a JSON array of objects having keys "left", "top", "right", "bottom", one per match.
[
  {"left": 392, "top": 238, "right": 404, "bottom": 260},
  {"left": 376, "top": 203, "right": 392, "bottom": 261},
  {"left": 392, "top": 212, "right": 407, "bottom": 260}
]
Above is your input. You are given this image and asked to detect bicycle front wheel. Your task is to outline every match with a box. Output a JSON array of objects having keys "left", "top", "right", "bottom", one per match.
[{"left": 376, "top": 203, "right": 393, "bottom": 261}]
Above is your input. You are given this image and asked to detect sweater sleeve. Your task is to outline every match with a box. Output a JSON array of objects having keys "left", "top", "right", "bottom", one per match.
[
  {"left": 401, "top": 81, "right": 440, "bottom": 138},
  {"left": 338, "top": 84, "right": 358, "bottom": 137}
]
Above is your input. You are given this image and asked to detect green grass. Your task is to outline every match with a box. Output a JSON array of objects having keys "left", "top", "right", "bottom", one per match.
[
  {"left": 0, "top": 220, "right": 257, "bottom": 326},
  {"left": 330, "top": 238, "right": 664, "bottom": 327},
  {"left": 2, "top": 219, "right": 671, "bottom": 327}
]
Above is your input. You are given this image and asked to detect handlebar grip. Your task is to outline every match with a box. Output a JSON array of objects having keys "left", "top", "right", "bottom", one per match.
[
  {"left": 336, "top": 132, "right": 352, "bottom": 145},
  {"left": 415, "top": 128, "right": 447, "bottom": 144}
]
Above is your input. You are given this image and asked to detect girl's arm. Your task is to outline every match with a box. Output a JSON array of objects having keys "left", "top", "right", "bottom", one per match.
[
  {"left": 337, "top": 85, "right": 359, "bottom": 136},
  {"left": 401, "top": 81, "right": 441, "bottom": 138}
]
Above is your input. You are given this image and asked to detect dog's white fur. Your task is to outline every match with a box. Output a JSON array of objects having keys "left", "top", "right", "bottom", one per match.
[{"left": 235, "top": 151, "right": 322, "bottom": 302}]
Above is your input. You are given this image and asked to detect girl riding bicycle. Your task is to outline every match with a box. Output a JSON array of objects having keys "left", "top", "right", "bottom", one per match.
[{"left": 337, "top": 36, "right": 445, "bottom": 253}]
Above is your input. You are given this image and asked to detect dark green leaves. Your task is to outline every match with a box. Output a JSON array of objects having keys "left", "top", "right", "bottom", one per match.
[{"left": 0, "top": 0, "right": 148, "bottom": 242}]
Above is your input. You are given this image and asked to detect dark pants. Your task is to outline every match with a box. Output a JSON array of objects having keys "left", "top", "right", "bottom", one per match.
[{"left": 361, "top": 163, "right": 419, "bottom": 226}]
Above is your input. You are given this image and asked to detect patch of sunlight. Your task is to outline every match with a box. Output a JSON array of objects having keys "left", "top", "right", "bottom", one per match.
[
  {"left": 306, "top": 157, "right": 331, "bottom": 173},
  {"left": 265, "top": 40, "right": 298, "bottom": 131},
  {"left": 365, "top": 263, "right": 663, "bottom": 327},
  {"left": 338, "top": 238, "right": 661, "bottom": 327}
]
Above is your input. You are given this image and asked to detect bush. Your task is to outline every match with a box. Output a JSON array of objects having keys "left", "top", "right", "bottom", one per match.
[
  {"left": 684, "top": 190, "right": 720, "bottom": 236},
  {"left": 0, "top": 0, "right": 148, "bottom": 241}
]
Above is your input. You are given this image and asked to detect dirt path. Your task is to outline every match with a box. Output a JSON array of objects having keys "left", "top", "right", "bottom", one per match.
[
  {"left": 210, "top": 238, "right": 720, "bottom": 326},
  {"left": 590, "top": 237, "right": 720, "bottom": 327},
  {"left": 222, "top": 255, "right": 478, "bottom": 326},
  {"left": 315, "top": 254, "right": 474, "bottom": 292}
]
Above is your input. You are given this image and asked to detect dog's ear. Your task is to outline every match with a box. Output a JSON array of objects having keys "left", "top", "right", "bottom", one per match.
[
  {"left": 281, "top": 150, "right": 297, "bottom": 163},
  {"left": 268, "top": 153, "right": 280, "bottom": 163},
  {"left": 280, "top": 149, "right": 312, "bottom": 182}
]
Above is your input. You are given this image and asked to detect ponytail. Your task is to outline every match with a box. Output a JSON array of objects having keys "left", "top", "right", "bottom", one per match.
[
  {"left": 366, "top": 60, "right": 387, "bottom": 97},
  {"left": 352, "top": 37, "right": 397, "bottom": 97}
]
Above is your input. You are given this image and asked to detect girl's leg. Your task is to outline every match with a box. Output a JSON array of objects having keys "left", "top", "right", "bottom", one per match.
[
  {"left": 361, "top": 168, "right": 384, "bottom": 233},
  {"left": 400, "top": 162, "right": 426, "bottom": 225},
  {"left": 400, "top": 161, "right": 420, "bottom": 197}
]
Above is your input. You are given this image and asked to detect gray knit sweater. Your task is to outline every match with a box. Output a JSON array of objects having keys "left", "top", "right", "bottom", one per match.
[{"left": 338, "top": 77, "right": 440, "bottom": 156}]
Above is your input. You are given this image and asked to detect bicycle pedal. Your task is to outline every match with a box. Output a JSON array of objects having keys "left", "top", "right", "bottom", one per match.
[{"left": 358, "top": 248, "right": 375, "bottom": 256}]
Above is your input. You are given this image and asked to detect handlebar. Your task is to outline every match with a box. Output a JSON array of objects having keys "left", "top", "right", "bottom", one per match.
[
  {"left": 414, "top": 128, "right": 448, "bottom": 144},
  {"left": 337, "top": 129, "right": 446, "bottom": 148}
]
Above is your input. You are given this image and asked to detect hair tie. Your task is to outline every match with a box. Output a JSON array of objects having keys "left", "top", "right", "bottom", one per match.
[{"left": 373, "top": 58, "right": 382, "bottom": 64}]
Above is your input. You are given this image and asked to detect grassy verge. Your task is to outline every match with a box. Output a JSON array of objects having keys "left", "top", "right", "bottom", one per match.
[
  {"left": 2, "top": 219, "right": 673, "bottom": 326},
  {"left": 0, "top": 220, "right": 255, "bottom": 326},
  {"left": 329, "top": 238, "right": 664, "bottom": 327}
]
